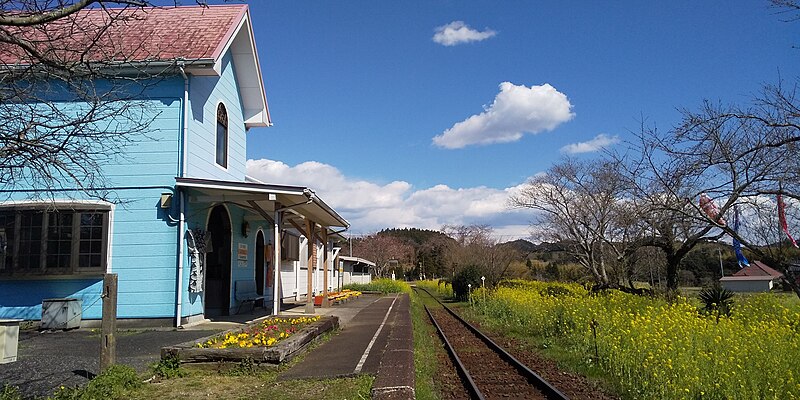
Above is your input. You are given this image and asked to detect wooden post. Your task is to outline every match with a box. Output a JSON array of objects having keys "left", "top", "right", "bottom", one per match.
[
  {"left": 305, "top": 219, "right": 315, "bottom": 314},
  {"left": 322, "top": 229, "right": 330, "bottom": 307},
  {"left": 100, "top": 273, "right": 118, "bottom": 371}
]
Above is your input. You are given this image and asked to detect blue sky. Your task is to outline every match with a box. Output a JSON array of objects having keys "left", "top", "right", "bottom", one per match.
[{"left": 238, "top": 1, "right": 800, "bottom": 239}]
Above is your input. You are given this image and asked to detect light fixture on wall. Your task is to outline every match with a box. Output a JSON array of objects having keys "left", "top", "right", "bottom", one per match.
[
  {"left": 160, "top": 192, "right": 173, "bottom": 209},
  {"left": 241, "top": 221, "right": 250, "bottom": 238}
]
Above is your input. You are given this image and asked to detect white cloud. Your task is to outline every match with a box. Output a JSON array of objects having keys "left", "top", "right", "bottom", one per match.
[
  {"left": 433, "top": 82, "right": 575, "bottom": 149},
  {"left": 246, "top": 158, "right": 534, "bottom": 238},
  {"left": 432, "top": 21, "right": 496, "bottom": 46},
  {"left": 560, "top": 133, "right": 620, "bottom": 154}
]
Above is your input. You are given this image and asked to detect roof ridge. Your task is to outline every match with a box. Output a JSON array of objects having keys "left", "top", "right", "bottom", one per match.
[{"left": 76, "top": 4, "right": 247, "bottom": 11}]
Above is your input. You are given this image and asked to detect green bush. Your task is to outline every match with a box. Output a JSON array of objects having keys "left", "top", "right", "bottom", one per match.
[
  {"left": 1, "top": 385, "right": 22, "bottom": 400},
  {"left": 451, "top": 265, "right": 484, "bottom": 301},
  {"left": 342, "top": 278, "right": 410, "bottom": 294},
  {"left": 150, "top": 354, "right": 186, "bottom": 380},
  {"left": 224, "top": 357, "right": 260, "bottom": 376},
  {"left": 698, "top": 284, "right": 735, "bottom": 318},
  {"left": 49, "top": 365, "right": 141, "bottom": 400}
]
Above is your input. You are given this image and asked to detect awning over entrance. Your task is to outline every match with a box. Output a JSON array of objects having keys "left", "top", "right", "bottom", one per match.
[{"left": 175, "top": 177, "right": 349, "bottom": 230}]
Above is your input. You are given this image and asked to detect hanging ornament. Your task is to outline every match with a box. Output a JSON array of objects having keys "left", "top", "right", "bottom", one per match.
[
  {"left": 731, "top": 204, "right": 749, "bottom": 268},
  {"left": 699, "top": 193, "right": 726, "bottom": 226},
  {"left": 777, "top": 194, "right": 799, "bottom": 248}
]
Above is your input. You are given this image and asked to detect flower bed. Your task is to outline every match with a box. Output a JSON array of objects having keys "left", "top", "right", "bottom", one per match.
[
  {"left": 314, "top": 289, "right": 362, "bottom": 306},
  {"left": 161, "top": 315, "right": 338, "bottom": 364},
  {"left": 198, "top": 316, "right": 320, "bottom": 349}
]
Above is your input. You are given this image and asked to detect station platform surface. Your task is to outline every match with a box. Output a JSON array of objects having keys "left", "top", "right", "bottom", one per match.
[{"left": 279, "top": 292, "right": 411, "bottom": 380}]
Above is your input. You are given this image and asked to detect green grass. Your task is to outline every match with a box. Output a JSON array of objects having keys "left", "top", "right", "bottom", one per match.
[
  {"left": 1, "top": 384, "right": 22, "bottom": 400},
  {"left": 342, "top": 278, "right": 411, "bottom": 294},
  {"left": 130, "top": 370, "right": 373, "bottom": 400},
  {"left": 30, "top": 329, "right": 373, "bottom": 400},
  {"left": 410, "top": 289, "right": 442, "bottom": 400}
]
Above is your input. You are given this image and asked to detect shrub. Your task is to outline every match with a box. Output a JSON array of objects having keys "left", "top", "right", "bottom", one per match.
[
  {"left": 1, "top": 385, "right": 22, "bottom": 400},
  {"left": 225, "top": 357, "right": 260, "bottom": 376},
  {"left": 50, "top": 365, "right": 141, "bottom": 400},
  {"left": 150, "top": 354, "right": 185, "bottom": 380},
  {"left": 698, "top": 284, "right": 735, "bottom": 317},
  {"left": 451, "top": 265, "right": 484, "bottom": 301},
  {"left": 343, "top": 278, "right": 410, "bottom": 294}
]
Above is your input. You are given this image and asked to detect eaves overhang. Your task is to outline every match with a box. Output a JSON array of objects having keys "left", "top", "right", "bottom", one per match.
[{"left": 176, "top": 177, "right": 348, "bottom": 229}]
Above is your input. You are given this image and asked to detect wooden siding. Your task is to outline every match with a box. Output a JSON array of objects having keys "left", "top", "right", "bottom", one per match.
[
  {"left": 0, "top": 79, "right": 184, "bottom": 320},
  {"left": 0, "top": 46, "right": 264, "bottom": 322},
  {"left": 185, "top": 52, "right": 248, "bottom": 181}
]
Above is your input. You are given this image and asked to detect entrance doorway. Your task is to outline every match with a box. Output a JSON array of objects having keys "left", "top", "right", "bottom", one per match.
[
  {"left": 255, "top": 230, "right": 265, "bottom": 297},
  {"left": 205, "top": 205, "right": 231, "bottom": 316}
]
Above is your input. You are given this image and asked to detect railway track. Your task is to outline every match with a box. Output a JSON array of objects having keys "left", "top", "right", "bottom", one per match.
[{"left": 414, "top": 286, "right": 570, "bottom": 400}]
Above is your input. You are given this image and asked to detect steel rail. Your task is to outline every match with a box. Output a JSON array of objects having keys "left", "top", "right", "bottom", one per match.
[
  {"left": 415, "top": 286, "right": 570, "bottom": 400},
  {"left": 424, "top": 303, "right": 486, "bottom": 400}
]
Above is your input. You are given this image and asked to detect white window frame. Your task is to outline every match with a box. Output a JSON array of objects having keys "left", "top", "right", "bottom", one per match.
[{"left": 0, "top": 202, "right": 112, "bottom": 278}]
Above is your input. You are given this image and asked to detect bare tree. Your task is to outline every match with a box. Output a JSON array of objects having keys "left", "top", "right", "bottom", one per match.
[
  {"left": 351, "top": 233, "right": 414, "bottom": 278},
  {"left": 509, "top": 158, "right": 637, "bottom": 286},
  {"left": 641, "top": 81, "right": 800, "bottom": 296},
  {"left": 440, "top": 224, "right": 522, "bottom": 284},
  {"left": 0, "top": 1, "right": 201, "bottom": 199}
]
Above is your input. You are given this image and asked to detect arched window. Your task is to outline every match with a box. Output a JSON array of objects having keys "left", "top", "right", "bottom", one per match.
[{"left": 216, "top": 103, "right": 228, "bottom": 168}]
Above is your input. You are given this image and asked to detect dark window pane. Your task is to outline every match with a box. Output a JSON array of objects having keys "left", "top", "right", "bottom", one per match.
[
  {"left": 18, "top": 212, "right": 43, "bottom": 271},
  {"left": 77, "top": 212, "right": 106, "bottom": 270},
  {"left": 216, "top": 104, "right": 228, "bottom": 167}
]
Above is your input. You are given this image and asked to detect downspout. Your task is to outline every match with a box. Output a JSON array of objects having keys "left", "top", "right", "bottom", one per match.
[{"left": 175, "top": 64, "right": 189, "bottom": 327}]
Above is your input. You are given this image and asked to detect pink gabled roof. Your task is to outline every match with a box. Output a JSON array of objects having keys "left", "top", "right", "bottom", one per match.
[
  {"left": 732, "top": 260, "right": 784, "bottom": 278},
  {"left": 1, "top": 5, "right": 248, "bottom": 65}
]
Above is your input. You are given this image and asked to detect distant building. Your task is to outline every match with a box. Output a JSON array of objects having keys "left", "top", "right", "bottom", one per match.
[
  {"left": 719, "top": 261, "right": 784, "bottom": 292},
  {"left": 337, "top": 256, "right": 375, "bottom": 288}
]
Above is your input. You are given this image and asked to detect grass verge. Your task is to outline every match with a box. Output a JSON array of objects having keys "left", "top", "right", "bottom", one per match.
[{"left": 410, "top": 289, "right": 441, "bottom": 400}]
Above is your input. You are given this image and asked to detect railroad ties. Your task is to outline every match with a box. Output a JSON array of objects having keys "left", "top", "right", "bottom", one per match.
[{"left": 415, "top": 287, "right": 570, "bottom": 400}]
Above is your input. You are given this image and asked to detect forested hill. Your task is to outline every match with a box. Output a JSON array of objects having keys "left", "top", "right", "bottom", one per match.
[{"left": 377, "top": 228, "right": 454, "bottom": 246}]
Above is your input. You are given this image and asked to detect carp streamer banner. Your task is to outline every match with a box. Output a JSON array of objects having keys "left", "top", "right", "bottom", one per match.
[
  {"left": 699, "top": 193, "right": 726, "bottom": 226},
  {"left": 778, "top": 194, "right": 799, "bottom": 248},
  {"left": 731, "top": 204, "right": 749, "bottom": 268}
]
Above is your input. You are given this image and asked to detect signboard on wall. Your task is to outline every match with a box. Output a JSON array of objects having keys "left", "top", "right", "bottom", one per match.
[{"left": 237, "top": 243, "right": 248, "bottom": 260}]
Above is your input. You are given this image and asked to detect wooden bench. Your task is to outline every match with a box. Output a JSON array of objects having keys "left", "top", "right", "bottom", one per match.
[{"left": 234, "top": 280, "right": 264, "bottom": 314}]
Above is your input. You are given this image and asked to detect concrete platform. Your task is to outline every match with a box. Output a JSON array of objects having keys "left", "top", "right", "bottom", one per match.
[
  {"left": 0, "top": 293, "right": 414, "bottom": 399},
  {"left": 279, "top": 293, "right": 412, "bottom": 384}
]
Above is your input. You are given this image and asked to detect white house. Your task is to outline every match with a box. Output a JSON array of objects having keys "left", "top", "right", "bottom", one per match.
[{"left": 720, "top": 261, "right": 784, "bottom": 292}]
